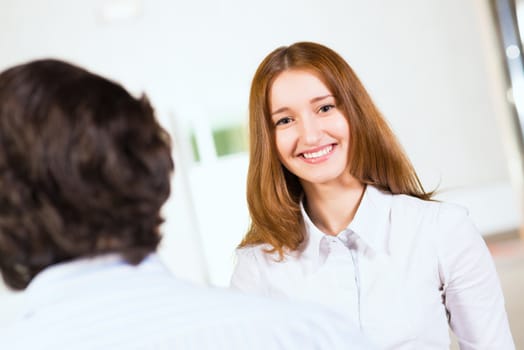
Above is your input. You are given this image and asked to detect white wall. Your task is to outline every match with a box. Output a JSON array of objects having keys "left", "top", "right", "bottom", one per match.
[{"left": 0, "top": 0, "right": 522, "bottom": 325}]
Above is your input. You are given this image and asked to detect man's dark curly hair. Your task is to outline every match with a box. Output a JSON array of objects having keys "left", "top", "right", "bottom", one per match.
[{"left": 0, "top": 59, "right": 174, "bottom": 290}]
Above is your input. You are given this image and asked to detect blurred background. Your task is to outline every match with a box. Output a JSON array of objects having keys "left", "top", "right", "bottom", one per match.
[{"left": 0, "top": 0, "right": 523, "bottom": 345}]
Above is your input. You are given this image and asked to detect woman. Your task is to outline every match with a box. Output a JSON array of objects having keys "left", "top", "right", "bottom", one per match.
[{"left": 230, "top": 42, "right": 514, "bottom": 349}]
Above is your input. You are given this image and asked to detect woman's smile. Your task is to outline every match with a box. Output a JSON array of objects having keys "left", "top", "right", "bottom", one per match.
[{"left": 300, "top": 144, "right": 336, "bottom": 163}]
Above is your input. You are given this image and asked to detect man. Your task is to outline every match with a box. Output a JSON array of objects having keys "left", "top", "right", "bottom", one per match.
[{"left": 0, "top": 59, "right": 372, "bottom": 349}]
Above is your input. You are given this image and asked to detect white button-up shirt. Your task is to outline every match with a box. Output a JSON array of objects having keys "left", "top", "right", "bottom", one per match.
[
  {"left": 231, "top": 185, "right": 515, "bottom": 349},
  {"left": 1, "top": 253, "right": 374, "bottom": 349}
]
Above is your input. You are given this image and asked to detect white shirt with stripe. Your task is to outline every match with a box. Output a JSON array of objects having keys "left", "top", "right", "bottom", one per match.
[{"left": 231, "top": 185, "right": 515, "bottom": 349}]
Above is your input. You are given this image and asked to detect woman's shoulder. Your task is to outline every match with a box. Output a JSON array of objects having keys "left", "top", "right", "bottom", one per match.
[
  {"left": 235, "top": 243, "right": 279, "bottom": 261},
  {"left": 389, "top": 189, "right": 468, "bottom": 219},
  {"left": 381, "top": 189, "right": 472, "bottom": 235}
]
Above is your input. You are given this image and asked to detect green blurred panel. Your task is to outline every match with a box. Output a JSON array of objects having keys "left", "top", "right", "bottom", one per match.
[
  {"left": 213, "top": 124, "right": 248, "bottom": 157},
  {"left": 190, "top": 124, "right": 248, "bottom": 162}
]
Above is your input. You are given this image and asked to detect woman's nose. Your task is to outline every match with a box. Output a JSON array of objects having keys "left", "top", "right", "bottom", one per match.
[{"left": 299, "top": 114, "right": 322, "bottom": 145}]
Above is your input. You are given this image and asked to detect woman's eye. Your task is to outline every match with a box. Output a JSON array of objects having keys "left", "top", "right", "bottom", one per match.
[
  {"left": 275, "top": 117, "right": 293, "bottom": 126},
  {"left": 319, "top": 104, "right": 335, "bottom": 113}
]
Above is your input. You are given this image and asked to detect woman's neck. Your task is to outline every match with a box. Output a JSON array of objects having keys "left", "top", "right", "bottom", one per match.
[{"left": 302, "top": 176, "right": 365, "bottom": 236}]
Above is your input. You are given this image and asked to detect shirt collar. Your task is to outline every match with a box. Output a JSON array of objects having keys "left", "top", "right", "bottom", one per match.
[
  {"left": 300, "top": 185, "right": 393, "bottom": 261},
  {"left": 348, "top": 185, "right": 392, "bottom": 253},
  {"left": 21, "top": 253, "right": 162, "bottom": 318},
  {"left": 299, "top": 201, "right": 327, "bottom": 261}
]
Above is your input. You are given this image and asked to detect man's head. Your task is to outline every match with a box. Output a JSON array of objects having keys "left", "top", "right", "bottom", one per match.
[{"left": 0, "top": 59, "right": 174, "bottom": 290}]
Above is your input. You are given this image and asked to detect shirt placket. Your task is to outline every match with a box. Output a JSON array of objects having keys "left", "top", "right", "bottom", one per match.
[{"left": 322, "top": 230, "right": 362, "bottom": 328}]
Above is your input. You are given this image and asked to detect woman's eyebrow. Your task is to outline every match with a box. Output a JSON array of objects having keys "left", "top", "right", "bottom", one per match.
[
  {"left": 310, "top": 94, "right": 333, "bottom": 103},
  {"left": 271, "top": 95, "right": 334, "bottom": 116},
  {"left": 271, "top": 106, "right": 290, "bottom": 116}
]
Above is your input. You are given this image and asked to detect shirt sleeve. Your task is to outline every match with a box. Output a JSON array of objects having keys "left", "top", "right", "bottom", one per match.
[
  {"left": 437, "top": 204, "right": 515, "bottom": 350},
  {"left": 230, "top": 247, "right": 267, "bottom": 295}
]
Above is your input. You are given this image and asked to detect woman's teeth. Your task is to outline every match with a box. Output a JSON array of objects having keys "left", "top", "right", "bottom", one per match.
[{"left": 302, "top": 145, "right": 333, "bottom": 159}]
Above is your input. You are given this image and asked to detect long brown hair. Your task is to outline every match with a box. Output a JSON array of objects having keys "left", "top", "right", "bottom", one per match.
[{"left": 240, "top": 42, "right": 432, "bottom": 257}]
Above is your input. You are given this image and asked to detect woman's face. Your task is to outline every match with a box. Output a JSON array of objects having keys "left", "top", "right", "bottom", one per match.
[{"left": 269, "top": 69, "right": 351, "bottom": 187}]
